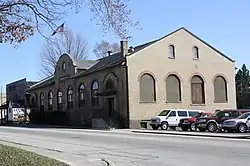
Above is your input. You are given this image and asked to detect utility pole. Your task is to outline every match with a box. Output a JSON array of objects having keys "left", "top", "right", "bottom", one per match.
[{"left": 1, "top": 86, "right": 2, "bottom": 105}]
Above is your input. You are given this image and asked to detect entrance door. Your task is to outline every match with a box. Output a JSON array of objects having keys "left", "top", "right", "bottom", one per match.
[{"left": 107, "top": 98, "right": 114, "bottom": 117}]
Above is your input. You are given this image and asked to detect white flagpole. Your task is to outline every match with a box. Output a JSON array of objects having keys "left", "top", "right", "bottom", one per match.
[{"left": 61, "top": 23, "right": 65, "bottom": 54}]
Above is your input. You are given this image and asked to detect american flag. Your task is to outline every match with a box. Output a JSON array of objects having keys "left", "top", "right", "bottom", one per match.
[{"left": 51, "top": 23, "right": 65, "bottom": 36}]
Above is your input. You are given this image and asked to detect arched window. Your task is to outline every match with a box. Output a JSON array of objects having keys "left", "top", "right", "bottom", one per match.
[
  {"left": 48, "top": 91, "right": 53, "bottom": 110},
  {"left": 105, "top": 79, "right": 115, "bottom": 91},
  {"left": 139, "top": 73, "right": 156, "bottom": 102},
  {"left": 62, "top": 62, "right": 66, "bottom": 71},
  {"left": 169, "top": 45, "right": 175, "bottom": 59},
  {"left": 193, "top": 46, "right": 199, "bottom": 59},
  {"left": 40, "top": 92, "right": 45, "bottom": 111},
  {"left": 91, "top": 81, "right": 99, "bottom": 106},
  {"left": 67, "top": 87, "right": 73, "bottom": 109},
  {"left": 191, "top": 75, "right": 205, "bottom": 104},
  {"left": 79, "top": 84, "right": 85, "bottom": 107},
  {"left": 31, "top": 97, "right": 36, "bottom": 107},
  {"left": 214, "top": 76, "right": 228, "bottom": 103},
  {"left": 166, "top": 74, "right": 181, "bottom": 102},
  {"left": 57, "top": 90, "right": 63, "bottom": 110}
]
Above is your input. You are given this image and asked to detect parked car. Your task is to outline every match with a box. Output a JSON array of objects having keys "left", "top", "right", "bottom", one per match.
[
  {"left": 179, "top": 112, "right": 212, "bottom": 131},
  {"left": 150, "top": 109, "right": 202, "bottom": 130},
  {"left": 196, "top": 109, "right": 250, "bottom": 132},
  {"left": 221, "top": 112, "right": 250, "bottom": 133}
]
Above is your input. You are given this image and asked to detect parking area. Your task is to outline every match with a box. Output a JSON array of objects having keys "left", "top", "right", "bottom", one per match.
[
  {"left": 132, "top": 128, "right": 250, "bottom": 140},
  {"left": 146, "top": 109, "right": 250, "bottom": 134}
]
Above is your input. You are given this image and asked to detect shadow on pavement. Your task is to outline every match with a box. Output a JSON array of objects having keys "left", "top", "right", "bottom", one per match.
[{"left": 0, "top": 123, "right": 112, "bottom": 131}]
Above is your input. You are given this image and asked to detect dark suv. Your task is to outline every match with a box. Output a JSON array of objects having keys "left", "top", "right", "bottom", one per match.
[{"left": 196, "top": 109, "right": 250, "bottom": 132}]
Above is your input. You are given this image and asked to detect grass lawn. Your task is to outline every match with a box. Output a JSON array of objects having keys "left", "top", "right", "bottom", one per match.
[{"left": 0, "top": 144, "right": 69, "bottom": 166}]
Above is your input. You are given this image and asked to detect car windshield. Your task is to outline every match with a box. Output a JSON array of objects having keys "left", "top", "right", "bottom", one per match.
[
  {"left": 201, "top": 113, "right": 210, "bottom": 118},
  {"left": 237, "top": 112, "right": 250, "bottom": 119},
  {"left": 158, "top": 110, "right": 170, "bottom": 116},
  {"left": 193, "top": 113, "right": 202, "bottom": 118},
  {"left": 211, "top": 111, "right": 223, "bottom": 117}
]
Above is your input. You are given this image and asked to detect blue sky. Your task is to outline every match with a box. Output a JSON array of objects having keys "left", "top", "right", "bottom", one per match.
[{"left": 0, "top": 0, "right": 250, "bottom": 92}]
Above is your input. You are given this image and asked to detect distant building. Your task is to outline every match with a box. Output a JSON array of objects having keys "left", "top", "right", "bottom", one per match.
[
  {"left": 6, "top": 78, "right": 38, "bottom": 106},
  {"left": 0, "top": 93, "right": 6, "bottom": 106}
]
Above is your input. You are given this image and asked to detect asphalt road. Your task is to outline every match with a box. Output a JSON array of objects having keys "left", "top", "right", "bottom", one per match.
[{"left": 0, "top": 126, "right": 249, "bottom": 166}]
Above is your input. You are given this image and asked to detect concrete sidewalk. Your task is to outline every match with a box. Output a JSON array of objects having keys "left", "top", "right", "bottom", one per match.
[{"left": 131, "top": 129, "right": 250, "bottom": 139}]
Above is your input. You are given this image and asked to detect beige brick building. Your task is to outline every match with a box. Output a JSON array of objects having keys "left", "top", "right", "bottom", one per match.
[{"left": 26, "top": 27, "right": 236, "bottom": 129}]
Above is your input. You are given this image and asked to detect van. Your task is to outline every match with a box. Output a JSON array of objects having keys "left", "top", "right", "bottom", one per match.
[{"left": 150, "top": 109, "right": 203, "bottom": 130}]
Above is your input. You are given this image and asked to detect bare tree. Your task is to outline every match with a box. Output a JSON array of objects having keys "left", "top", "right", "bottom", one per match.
[
  {"left": 93, "top": 40, "right": 120, "bottom": 58},
  {"left": 0, "top": 0, "right": 137, "bottom": 45},
  {"left": 40, "top": 28, "right": 88, "bottom": 77}
]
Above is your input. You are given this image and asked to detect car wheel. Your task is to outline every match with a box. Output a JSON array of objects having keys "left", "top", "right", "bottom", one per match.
[
  {"left": 181, "top": 127, "right": 188, "bottom": 131},
  {"left": 161, "top": 122, "right": 168, "bottom": 130},
  {"left": 238, "top": 123, "right": 247, "bottom": 133},
  {"left": 207, "top": 122, "right": 217, "bottom": 132},
  {"left": 198, "top": 128, "right": 206, "bottom": 132},
  {"left": 190, "top": 123, "right": 197, "bottom": 131},
  {"left": 152, "top": 125, "right": 159, "bottom": 130}
]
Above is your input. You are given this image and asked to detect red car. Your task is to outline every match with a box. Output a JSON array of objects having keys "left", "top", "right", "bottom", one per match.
[{"left": 179, "top": 112, "right": 212, "bottom": 131}]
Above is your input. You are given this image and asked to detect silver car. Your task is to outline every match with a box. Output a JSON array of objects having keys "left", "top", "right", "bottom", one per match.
[{"left": 222, "top": 112, "right": 250, "bottom": 133}]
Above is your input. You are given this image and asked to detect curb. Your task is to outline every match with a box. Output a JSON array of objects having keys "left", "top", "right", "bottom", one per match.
[{"left": 131, "top": 130, "right": 250, "bottom": 139}]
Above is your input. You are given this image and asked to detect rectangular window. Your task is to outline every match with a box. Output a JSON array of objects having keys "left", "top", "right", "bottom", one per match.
[
  {"left": 92, "top": 90, "right": 99, "bottom": 106},
  {"left": 231, "top": 111, "right": 239, "bottom": 118},
  {"left": 188, "top": 111, "right": 199, "bottom": 117},
  {"left": 222, "top": 112, "right": 231, "bottom": 117},
  {"left": 169, "top": 111, "right": 176, "bottom": 117},
  {"left": 178, "top": 111, "right": 188, "bottom": 117}
]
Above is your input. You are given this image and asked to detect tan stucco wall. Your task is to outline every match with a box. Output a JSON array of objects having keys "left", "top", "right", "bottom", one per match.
[{"left": 126, "top": 29, "right": 236, "bottom": 128}]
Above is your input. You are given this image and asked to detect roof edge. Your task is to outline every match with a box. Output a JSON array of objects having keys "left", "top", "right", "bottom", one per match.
[
  {"left": 29, "top": 75, "right": 54, "bottom": 90},
  {"left": 181, "top": 27, "right": 235, "bottom": 63},
  {"left": 128, "top": 27, "right": 235, "bottom": 63}
]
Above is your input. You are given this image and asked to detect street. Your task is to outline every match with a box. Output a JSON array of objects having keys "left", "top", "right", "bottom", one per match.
[{"left": 0, "top": 126, "right": 249, "bottom": 166}]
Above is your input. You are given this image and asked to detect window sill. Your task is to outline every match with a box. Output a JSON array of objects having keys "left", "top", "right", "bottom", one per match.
[
  {"left": 139, "top": 101, "right": 156, "bottom": 104},
  {"left": 190, "top": 104, "right": 205, "bottom": 106},
  {"left": 168, "top": 57, "right": 175, "bottom": 59},
  {"left": 166, "top": 101, "right": 181, "bottom": 103},
  {"left": 214, "top": 101, "right": 228, "bottom": 103}
]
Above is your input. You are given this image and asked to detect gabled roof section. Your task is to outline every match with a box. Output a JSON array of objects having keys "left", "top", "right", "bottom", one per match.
[
  {"left": 73, "top": 59, "right": 97, "bottom": 70},
  {"left": 28, "top": 75, "right": 55, "bottom": 91},
  {"left": 126, "top": 27, "right": 185, "bottom": 56},
  {"left": 181, "top": 27, "right": 235, "bottom": 62},
  {"left": 127, "top": 27, "right": 235, "bottom": 62},
  {"left": 59, "top": 53, "right": 97, "bottom": 70},
  {"left": 74, "top": 27, "right": 234, "bottom": 78},
  {"left": 74, "top": 52, "right": 125, "bottom": 77}
]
